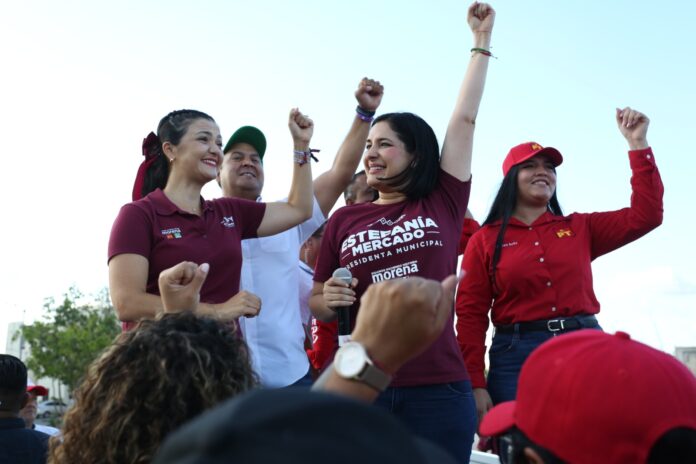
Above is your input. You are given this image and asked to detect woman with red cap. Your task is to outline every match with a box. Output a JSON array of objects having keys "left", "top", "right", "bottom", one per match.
[
  {"left": 108, "top": 109, "right": 315, "bottom": 330},
  {"left": 456, "top": 107, "right": 664, "bottom": 424}
]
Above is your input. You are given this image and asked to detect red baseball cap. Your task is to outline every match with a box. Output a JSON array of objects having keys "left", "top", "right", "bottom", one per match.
[
  {"left": 480, "top": 330, "right": 696, "bottom": 463},
  {"left": 27, "top": 381, "right": 48, "bottom": 396},
  {"left": 502, "top": 142, "right": 563, "bottom": 176}
]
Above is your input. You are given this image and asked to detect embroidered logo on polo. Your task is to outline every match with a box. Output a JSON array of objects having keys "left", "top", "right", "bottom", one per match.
[
  {"left": 221, "top": 216, "right": 236, "bottom": 229},
  {"left": 556, "top": 228, "right": 575, "bottom": 238},
  {"left": 161, "top": 227, "right": 182, "bottom": 239}
]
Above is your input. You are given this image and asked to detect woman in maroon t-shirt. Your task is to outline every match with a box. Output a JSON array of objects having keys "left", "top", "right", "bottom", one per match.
[
  {"left": 309, "top": 4, "right": 496, "bottom": 462},
  {"left": 109, "top": 109, "right": 315, "bottom": 329}
]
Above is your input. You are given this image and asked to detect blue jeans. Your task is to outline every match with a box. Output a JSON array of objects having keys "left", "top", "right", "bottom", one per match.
[
  {"left": 374, "top": 381, "right": 477, "bottom": 463},
  {"left": 487, "top": 324, "right": 601, "bottom": 404}
]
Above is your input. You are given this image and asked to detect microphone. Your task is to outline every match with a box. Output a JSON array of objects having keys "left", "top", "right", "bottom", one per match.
[{"left": 332, "top": 267, "right": 353, "bottom": 347}]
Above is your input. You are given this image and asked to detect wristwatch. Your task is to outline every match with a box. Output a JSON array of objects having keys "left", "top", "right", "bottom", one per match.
[{"left": 334, "top": 341, "right": 392, "bottom": 392}]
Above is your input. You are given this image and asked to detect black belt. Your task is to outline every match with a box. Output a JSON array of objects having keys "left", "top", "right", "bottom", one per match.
[{"left": 495, "top": 315, "right": 598, "bottom": 334}]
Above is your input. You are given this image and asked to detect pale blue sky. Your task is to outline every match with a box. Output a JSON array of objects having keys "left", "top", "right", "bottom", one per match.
[{"left": 2, "top": 0, "right": 694, "bottom": 354}]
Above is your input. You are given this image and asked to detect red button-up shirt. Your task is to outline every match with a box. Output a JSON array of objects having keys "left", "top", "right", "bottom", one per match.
[{"left": 456, "top": 148, "right": 663, "bottom": 388}]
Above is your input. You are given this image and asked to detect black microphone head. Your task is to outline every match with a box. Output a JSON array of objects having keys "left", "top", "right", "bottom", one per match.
[{"left": 332, "top": 267, "right": 352, "bottom": 285}]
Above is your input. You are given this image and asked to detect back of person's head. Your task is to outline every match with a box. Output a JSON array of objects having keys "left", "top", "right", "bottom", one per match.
[
  {"left": 344, "top": 171, "right": 364, "bottom": 202},
  {"left": 344, "top": 170, "right": 378, "bottom": 205},
  {"left": 0, "top": 354, "right": 27, "bottom": 413},
  {"left": 371, "top": 112, "right": 440, "bottom": 200},
  {"left": 154, "top": 388, "right": 457, "bottom": 464},
  {"left": 135, "top": 109, "right": 216, "bottom": 199},
  {"left": 480, "top": 330, "right": 696, "bottom": 463},
  {"left": 50, "top": 312, "right": 256, "bottom": 464},
  {"left": 311, "top": 222, "right": 325, "bottom": 239}
]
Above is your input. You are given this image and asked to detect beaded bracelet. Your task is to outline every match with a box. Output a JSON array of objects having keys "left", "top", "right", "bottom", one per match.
[
  {"left": 293, "top": 148, "right": 320, "bottom": 165},
  {"left": 471, "top": 47, "right": 497, "bottom": 59},
  {"left": 356, "top": 105, "right": 376, "bottom": 123}
]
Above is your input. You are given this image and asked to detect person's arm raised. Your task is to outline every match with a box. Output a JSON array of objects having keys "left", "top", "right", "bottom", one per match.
[
  {"left": 440, "top": 2, "right": 495, "bottom": 181},
  {"left": 313, "top": 78, "right": 384, "bottom": 217},
  {"left": 257, "top": 108, "right": 315, "bottom": 237},
  {"left": 616, "top": 106, "right": 649, "bottom": 150}
]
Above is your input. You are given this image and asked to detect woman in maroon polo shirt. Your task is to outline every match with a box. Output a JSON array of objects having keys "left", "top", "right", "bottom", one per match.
[
  {"left": 108, "top": 108, "right": 315, "bottom": 329},
  {"left": 309, "top": 4, "right": 495, "bottom": 462},
  {"left": 456, "top": 107, "right": 664, "bottom": 425}
]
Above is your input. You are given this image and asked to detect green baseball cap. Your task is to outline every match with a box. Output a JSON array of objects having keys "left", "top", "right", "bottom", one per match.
[{"left": 223, "top": 126, "right": 267, "bottom": 159}]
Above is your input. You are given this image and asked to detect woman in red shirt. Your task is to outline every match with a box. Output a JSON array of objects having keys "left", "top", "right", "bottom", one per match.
[{"left": 456, "top": 107, "right": 663, "bottom": 424}]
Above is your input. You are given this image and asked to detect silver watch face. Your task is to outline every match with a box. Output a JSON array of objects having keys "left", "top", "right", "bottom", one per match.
[{"left": 335, "top": 343, "right": 366, "bottom": 378}]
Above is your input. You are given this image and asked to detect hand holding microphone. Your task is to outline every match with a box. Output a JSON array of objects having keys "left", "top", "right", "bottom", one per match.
[{"left": 327, "top": 267, "right": 357, "bottom": 346}]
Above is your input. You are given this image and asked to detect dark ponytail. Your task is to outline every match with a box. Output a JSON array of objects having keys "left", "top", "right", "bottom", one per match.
[{"left": 133, "top": 109, "right": 215, "bottom": 200}]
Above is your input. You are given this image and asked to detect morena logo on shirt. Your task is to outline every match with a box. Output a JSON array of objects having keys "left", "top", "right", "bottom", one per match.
[
  {"left": 556, "top": 228, "right": 575, "bottom": 238},
  {"left": 371, "top": 260, "right": 420, "bottom": 282},
  {"left": 221, "top": 216, "right": 236, "bottom": 229},
  {"left": 161, "top": 227, "right": 182, "bottom": 239}
]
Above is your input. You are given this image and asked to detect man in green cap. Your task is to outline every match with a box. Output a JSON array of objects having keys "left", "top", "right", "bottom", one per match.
[{"left": 219, "top": 78, "right": 384, "bottom": 387}]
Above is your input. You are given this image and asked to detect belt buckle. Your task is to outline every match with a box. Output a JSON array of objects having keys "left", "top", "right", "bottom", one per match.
[{"left": 547, "top": 319, "right": 564, "bottom": 332}]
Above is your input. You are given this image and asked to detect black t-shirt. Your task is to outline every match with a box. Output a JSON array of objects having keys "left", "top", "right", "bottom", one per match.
[{"left": 0, "top": 417, "right": 49, "bottom": 464}]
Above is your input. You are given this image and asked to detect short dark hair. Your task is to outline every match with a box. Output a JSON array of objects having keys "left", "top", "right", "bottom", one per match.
[
  {"left": 311, "top": 222, "right": 326, "bottom": 239},
  {"left": 0, "top": 354, "right": 27, "bottom": 412},
  {"left": 483, "top": 164, "right": 563, "bottom": 293},
  {"left": 142, "top": 109, "right": 216, "bottom": 197},
  {"left": 371, "top": 112, "right": 440, "bottom": 200},
  {"left": 501, "top": 427, "right": 564, "bottom": 464},
  {"left": 648, "top": 427, "right": 696, "bottom": 463},
  {"left": 344, "top": 171, "right": 367, "bottom": 201},
  {"left": 502, "top": 426, "right": 696, "bottom": 464}
]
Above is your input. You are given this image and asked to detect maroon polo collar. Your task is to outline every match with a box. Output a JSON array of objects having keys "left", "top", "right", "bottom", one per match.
[{"left": 148, "top": 189, "right": 210, "bottom": 216}]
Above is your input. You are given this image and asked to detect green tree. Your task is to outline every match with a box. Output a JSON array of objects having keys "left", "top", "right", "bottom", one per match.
[{"left": 17, "top": 286, "right": 120, "bottom": 395}]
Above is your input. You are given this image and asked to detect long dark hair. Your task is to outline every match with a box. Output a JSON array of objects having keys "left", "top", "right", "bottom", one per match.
[
  {"left": 483, "top": 165, "right": 563, "bottom": 293},
  {"left": 141, "top": 109, "right": 215, "bottom": 198},
  {"left": 371, "top": 112, "right": 440, "bottom": 200}
]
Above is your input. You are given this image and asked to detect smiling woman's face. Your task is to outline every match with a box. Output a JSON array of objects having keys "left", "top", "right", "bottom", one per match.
[
  {"left": 165, "top": 118, "right": 223, "bottom": 185},
  {"left": 363, "top": 121, "right": 413, "bottom": 193},
  {"left": 515, "top": 154, "right": 557, "bottom": 208}
]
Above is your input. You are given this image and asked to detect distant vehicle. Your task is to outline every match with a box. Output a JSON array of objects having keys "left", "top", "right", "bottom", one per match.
[{"left": 37, "top": 399, "right": 67, "bottom": 418}]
